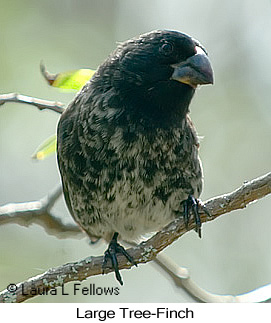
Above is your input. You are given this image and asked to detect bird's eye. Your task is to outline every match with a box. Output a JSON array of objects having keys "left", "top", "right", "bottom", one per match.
[{"left": 160, "top": 42, "right": 174, "bottom": 55}]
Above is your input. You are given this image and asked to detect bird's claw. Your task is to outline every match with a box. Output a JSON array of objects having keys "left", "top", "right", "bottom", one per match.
[
  {"left": 182, "top": 195, "right": 211, "bottom": 238},
  {"left": 102, "top": 232, "right": 137, "bottom": 285}
]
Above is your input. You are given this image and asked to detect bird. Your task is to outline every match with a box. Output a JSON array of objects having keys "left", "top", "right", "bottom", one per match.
[{"left": 57, "top": 29, "right": 214, "bottom": 285}]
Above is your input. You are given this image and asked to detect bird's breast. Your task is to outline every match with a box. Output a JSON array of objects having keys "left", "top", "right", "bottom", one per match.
[{"left": 69, "top": 122, "right": 203, "bottom": 242}]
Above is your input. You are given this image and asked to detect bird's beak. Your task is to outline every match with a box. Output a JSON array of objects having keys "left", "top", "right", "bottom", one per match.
[{"left": 171, "top": 46, "right": 214, "bottom": 88}]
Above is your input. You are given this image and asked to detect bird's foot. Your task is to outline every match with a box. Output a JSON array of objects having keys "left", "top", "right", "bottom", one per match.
[
  {"left": 102, "top": 232, "right": 137, "bottom": 285},
  {"left": 182, "top": 195, "right": 211, "bottom": 238}
]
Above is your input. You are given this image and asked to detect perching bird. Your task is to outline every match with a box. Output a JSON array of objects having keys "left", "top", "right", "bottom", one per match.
[{"left": 57, "top": 30, "right": 213, "bottom": 285}]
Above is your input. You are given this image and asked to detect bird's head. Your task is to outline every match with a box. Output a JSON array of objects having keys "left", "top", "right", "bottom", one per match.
[{"left": 94, "top": 30, "right": 214, "bottom": 128}]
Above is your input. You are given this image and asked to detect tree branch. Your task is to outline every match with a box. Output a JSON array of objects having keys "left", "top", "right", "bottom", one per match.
[
  {"left": 0, "top": 172, "right": 270, "bottom": 303},
  {"left": 0, "top": 185, "right": 83, "bottom": 239},
  {"left": 155, "top": 253, "right": 271, "bottom": 303},
  {"left": 0, "top": 93, "right": 65, "bottom": 114}
]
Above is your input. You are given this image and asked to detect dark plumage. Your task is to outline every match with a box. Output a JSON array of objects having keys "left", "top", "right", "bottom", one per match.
[{"left": 57, "top": 30, "right": 213, "bottom": 284}]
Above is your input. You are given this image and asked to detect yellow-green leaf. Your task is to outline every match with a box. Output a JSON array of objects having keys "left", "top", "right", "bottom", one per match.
[
  {"left": 40, "top": 63, "right": 96, "bottom": 91},
  {"left": 32, "top": 134, "right": 57, "bottom": 160},
  {"left": 52, "top": 69, "right": 95, "bottom": 90}
]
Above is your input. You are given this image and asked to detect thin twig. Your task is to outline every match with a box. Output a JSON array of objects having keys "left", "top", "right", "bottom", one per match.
[
  {"left": 0, "top": 93, "right": 65, "bottom": 114},
  {"left": 0, "top": 172, "right": 270, "bottom": 303},
  {"left": 0, "top": 184, "right": 83, "bottom": 239},
  {"left": 155, "top": 253, "right": 271, "bottom": 303},
  {"left": 40, "top": 61, "right": 58, "bottom": 86}
]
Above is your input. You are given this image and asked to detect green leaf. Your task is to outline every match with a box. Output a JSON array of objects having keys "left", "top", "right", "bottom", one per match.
[
  {"left": 52, "top": 69, "right": 96, "bottom": 90},
  {"left": 32, "top": 134, "right": 57, "bottom": 160},
  {"left": 40, "top": 63, "right": 96, "bottom": 91}
]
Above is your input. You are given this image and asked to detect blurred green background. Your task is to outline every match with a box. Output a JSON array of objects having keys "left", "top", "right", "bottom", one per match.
[{"left": 0, "top": 0, "right": 271, "bottom": 303}]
